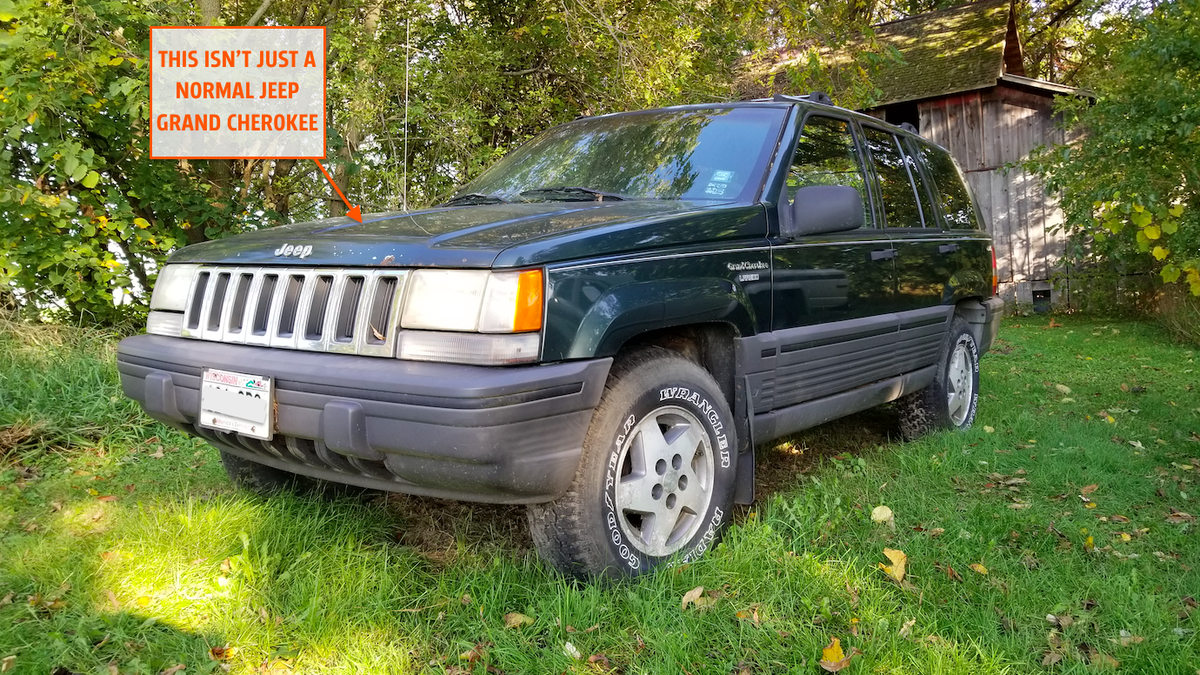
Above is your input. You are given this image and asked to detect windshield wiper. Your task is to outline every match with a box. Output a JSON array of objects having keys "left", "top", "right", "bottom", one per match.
[
  {"left": 442, "top": 193, "right": 508, "bottom": 207},
  {"left": 518, "top": 186, "right": 626, "bottom": 202}
]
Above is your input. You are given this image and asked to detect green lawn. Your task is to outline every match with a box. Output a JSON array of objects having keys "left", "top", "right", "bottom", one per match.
[{"left": 1, "top": 316, "right": 1197, "bottom": 675}]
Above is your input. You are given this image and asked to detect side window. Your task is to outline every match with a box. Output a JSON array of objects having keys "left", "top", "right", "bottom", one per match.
[
  {"left": 903, "top": 139, "right": 940, "bottom": 230},
  {"left": 917, "top": 143, "right": 981, "bottom": 230},
  {"left": 862, "top": 127, "right": 924, "bottom": 228},
  {"left": 788, "top": 116, "right": 872, "bottom": 227}
]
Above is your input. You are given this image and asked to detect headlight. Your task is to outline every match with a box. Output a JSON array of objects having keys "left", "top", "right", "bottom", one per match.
[
  {"left": 401, "top": 269, "right": 543, "bottom": 333},
  {"left": 149, "top": 264, "right": 200, "bottom": 311}
]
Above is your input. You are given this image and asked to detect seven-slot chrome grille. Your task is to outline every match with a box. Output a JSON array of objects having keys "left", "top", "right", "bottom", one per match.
[{"left": 180, "top": 267, "right": 407, "bottom": 357}]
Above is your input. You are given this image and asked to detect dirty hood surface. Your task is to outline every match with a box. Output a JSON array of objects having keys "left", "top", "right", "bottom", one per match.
[{"left": 168, "top": 200, "right": 761, "bottom": 269}]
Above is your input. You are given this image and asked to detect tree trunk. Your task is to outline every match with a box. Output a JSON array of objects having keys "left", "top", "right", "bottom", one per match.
[{"left": 198, "top": 0, "right": 221, "bottom": 24}]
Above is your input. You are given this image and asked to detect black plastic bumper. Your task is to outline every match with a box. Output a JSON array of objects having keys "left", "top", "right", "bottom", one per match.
[
  {"left": 116, "top": 334, "right": 611, "bottom": 504},
  {"left": 979, "top": 296, "right": 1004, "bottom": 354}
]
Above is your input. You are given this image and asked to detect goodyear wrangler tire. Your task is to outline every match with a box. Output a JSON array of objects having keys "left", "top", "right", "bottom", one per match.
[
  {"left": 527, "top": 347, "right": 738, "bottom": 579},
  {"left": 897, "top": 315, "right": 980, "bottom": 440}
]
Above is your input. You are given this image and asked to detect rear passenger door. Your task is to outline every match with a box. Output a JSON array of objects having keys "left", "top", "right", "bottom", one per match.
[
  {"left": 859, "top": 125, "right": 951, "bottom": 313},
  {"left": 859, "top": 124, "right": 954, "bottom": 374}
]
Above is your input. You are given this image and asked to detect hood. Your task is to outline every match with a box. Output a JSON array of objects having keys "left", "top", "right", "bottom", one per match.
[{"left": 168, "top": 200, "right": 766, "bottom": 269}]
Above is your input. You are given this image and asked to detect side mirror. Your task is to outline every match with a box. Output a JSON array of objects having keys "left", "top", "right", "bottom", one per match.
[{"left": 785, "top": 185, "right": 865, "bottom": 237}]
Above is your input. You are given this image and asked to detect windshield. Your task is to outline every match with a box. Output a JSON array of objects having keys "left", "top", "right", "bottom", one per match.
[{"left": 453, "top": 107, "right": 788, "bottom": 203}]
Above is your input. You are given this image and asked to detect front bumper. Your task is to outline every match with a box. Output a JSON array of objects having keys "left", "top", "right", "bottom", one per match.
[{"left": 117, "top": 334, "right": 611, "bottom": 503}]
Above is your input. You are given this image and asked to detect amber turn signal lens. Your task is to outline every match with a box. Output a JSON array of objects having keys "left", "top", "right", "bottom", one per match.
[{"left": 513, "top": 269, "right": 543, "bottom": 332}]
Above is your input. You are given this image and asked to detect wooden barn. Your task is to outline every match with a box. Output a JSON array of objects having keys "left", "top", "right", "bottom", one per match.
[{"left": 750, "top": 0, "right": 1088, "bottom": 307}]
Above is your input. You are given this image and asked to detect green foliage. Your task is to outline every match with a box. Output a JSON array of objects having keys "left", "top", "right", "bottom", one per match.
[
  {"left": 0, "top": 0, "right": 274, "bottom": 322},
  {"left": 1030, "top": 0, "right": 1200, "bottom": 296},
  {"left": 1, "top": 0, "right": 895, "bottom": 324}
]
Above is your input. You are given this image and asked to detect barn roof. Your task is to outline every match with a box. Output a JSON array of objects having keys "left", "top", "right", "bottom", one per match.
[
  {"left": 737, "top": 0, "right": 1035, "bottom": 106},
  {"left": 868, "top": 0, "right": 1025, "bottom": 106}
]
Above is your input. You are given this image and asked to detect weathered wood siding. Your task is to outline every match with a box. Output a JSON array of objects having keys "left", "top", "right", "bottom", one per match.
[{"left": 919, "top": 86, "right": 1069, "bottom": 305}]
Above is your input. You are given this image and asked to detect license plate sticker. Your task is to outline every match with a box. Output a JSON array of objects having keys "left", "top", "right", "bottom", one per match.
[{"left": 199, "top": 368, "right": 273, "bottom": 440}]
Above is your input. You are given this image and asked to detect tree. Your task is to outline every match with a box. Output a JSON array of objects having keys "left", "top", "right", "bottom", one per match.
[
  {"left": 1030, "top": 0, "right": 1200, "bottom": 296},
  {"left": 1, "top": 0, "right": 888, "bottom": 323}
]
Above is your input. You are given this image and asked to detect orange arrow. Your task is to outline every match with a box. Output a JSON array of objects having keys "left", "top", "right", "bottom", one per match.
[{"left": 313, "top": 159, "right": 362, "bottom": 222}]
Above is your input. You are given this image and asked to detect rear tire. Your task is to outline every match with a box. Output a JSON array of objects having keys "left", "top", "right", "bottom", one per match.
[
  {"left": 897, "top": 315, "right": 980, "bottom": 440},
  {"left": 527, "top": 347, "right": 738, "bottom": 579}
]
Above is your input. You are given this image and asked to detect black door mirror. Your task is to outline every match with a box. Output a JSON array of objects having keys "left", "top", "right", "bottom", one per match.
[{"left": 786, "top": 185, "right": 865, "bottom": 237}]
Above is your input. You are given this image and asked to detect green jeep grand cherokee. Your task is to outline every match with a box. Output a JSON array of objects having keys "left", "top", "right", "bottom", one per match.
[{"left": 118, "top": 93, "right": 1003, "bottom": 578}]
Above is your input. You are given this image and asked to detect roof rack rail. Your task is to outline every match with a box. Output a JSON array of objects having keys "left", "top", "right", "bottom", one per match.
[{"left": 769, "top": 92, "right": 834, "bottom": 106}]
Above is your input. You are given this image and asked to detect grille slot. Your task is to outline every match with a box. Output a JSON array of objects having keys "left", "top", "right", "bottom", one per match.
[
  {"left": 251, "top": 274, "right": 279, "bottom": 336},
  {"left": 186, "top": 272, "right": 210, "bottom": 330},
  {"left": 277, "top": 275, "right": 305, "bottom": 338},
  {"left": 305, "top": 276, "right": 334, "bottom": 340},
  {"left": 207, "top": 273, "right": 231, "bottom": 331},
  {"left": 366, "top": 278, "right": 397, "bottom": 345},
  {"left": 334, "top": 277, "right": 364, "bottom": 343},
  {"left": 180, "top": 266, "right": 407, "bottom": 356},
  {"left": 227, "top": 273, "right": 254, "bottom": 334}
]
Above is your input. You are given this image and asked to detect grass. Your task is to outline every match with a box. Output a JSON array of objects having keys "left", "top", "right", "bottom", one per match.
[{"left": 1, "top": 314, "right": 1198, "bottom": 674}]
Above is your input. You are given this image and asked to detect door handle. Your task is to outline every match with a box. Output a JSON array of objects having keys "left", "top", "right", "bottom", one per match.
[
  {"left": 938, "top": 243, "right": 960, "bottom": 254},
  {"left": 870, "top": 248, "right": 897, "bottom": 262}
]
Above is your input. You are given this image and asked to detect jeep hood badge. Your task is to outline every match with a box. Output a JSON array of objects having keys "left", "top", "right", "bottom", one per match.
[{"left": 274, "top": 243, "right": 313, "bottom": 259}]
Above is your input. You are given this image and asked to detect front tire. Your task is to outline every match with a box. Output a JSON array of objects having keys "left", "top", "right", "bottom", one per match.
[
  {"left": 527, "top": 347, "right": 738, "bottom": 579},
  {"left": 897, "top": 315, "right": 980, "bottom": 440}
]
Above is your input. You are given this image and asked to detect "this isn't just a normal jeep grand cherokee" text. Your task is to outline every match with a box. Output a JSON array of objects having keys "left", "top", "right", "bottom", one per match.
[{"left": 118, "top": 93, "right": 1003, "bottom": 578}]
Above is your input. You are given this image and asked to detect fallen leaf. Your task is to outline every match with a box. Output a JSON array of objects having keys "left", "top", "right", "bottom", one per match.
[
  {"left": 984, "top": 426, "right": 995, "bottom": 433},
  {"left": 1111, "top": 515, "right": 1130, "bottom": 523},
  {"left": 871, "top": 505, "right": 894, "bottom": 529},
  {"left": 150, "top": 448, "right": 165, "bottom": 459},
  {"left": 945, "top": 564, "right": 963, "bottom": 582},
  {"left": 929, "top": 527, "right": 945, "bottom": 537},
  {"left": 160, "top": 665, "right": 185, "bottom": 675},
  {"left": 736, "top": 604, "right": 762, "bottom": 627},
  {"left": 563, "top": 642, "right": 582, "bottom": 660},
  {"left": 878, "top": 548, "right": 907, "bottom": 583},
  {"left": 1166, "top": 509, "right": 1195, "bottom": 524},
  {"left": 692, "top": 596, "right": 716, "bottom": 611},
  {"left": 209, "top": 645, "right": 235, "bottom": 661},
  {"left": 818, "top": 637, "right": 861, "bottom": 672},
  {"left": 587, "top": 653, "right": 611, "bottom": 670},
  {"left": 898, "top": 618, "right": 916, "bottom": 638},
  {"left": 1084, "top": 535, "right": 1096, "bottom": 553},
  {"left": 370, "top": 324, "right": 385, "bottom": 341},
  {"left": 1055, "top": 384, "right": 1072, "bottom": 395},
  {"left": 1042, "top": 652, "right": 1063, "bottom": 666},
  {"left": 681, "top": 586, "right": 704, "bottom": 610},
  {"left": 1081, "top": 484, "right": 1099, "bottom": 495},
  {"left": 969, "top": 563, "right": 988, "bottom": 575},
  {"left": 0, "top": 657, "right": 13, "bottom": 673},
  {"left": 0, "top": 593, "right": 13, "bottom": 606},
  {"left": 1112, "top": 630, "right": 1144, "bottom": 646},
  {"left": 459, "top": 642, "right": 489, "bottom": 663},
  {"left": 503, "top": 612, "right": 534, "bottom": 628}
]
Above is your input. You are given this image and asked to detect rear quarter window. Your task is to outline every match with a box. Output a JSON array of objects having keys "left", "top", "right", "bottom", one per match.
[{"left": 915, "top": 142, "right": 981, "bottom": 230}]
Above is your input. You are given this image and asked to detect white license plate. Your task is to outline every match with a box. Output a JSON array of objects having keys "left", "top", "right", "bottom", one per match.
[{"left": 198, "top": 368, "right": 273, "bottom": 440}]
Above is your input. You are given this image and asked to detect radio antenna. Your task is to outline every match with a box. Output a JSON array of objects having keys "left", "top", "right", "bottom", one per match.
[{"left": 402, "top": 13, "right": 410, "bottom": 212}]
